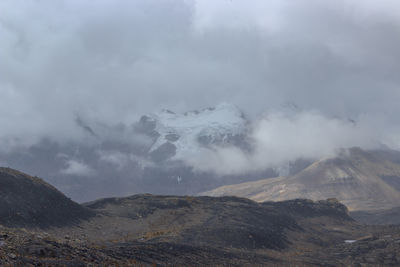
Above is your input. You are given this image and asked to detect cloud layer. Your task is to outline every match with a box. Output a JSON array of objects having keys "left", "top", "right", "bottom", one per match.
[
  {"left": 185, "top": 109, "right": 384, "bottom": 175},
  {"left": 1, "top": 0, "right": 400, "bottom": 173}
]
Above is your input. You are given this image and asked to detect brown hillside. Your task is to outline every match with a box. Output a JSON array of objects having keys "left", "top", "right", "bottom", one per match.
[{"left": 202, "top": 148, "right": 400, "bottom": 211}]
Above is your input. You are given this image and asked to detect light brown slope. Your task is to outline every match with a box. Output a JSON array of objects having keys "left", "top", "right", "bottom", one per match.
[{"left": 202, "top": 148, "right": 400, "bottom": 211}]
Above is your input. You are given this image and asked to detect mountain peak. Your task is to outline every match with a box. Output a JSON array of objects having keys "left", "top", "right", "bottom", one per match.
[
  {"left": 153, "top": 102, "right": 245, "bottom": 122},
  {"left": 140, "top": 103, "right": 248, "bottom": 162}
]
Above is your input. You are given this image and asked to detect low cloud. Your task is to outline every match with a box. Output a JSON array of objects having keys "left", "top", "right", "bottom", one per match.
[
  {"left": 60, "top": 159, "right": 96, "bottom": 177},
  {"left": 97, "top": 150, "right": 154, "bottom": 170},
  {"left": 185, "top": 110, "right": 383, "bottom": 175}
]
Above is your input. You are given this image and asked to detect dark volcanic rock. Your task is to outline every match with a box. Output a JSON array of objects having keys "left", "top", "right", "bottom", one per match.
[
  {"left": 0, "top": 167, "right": 93, "bottom": 228},
  {"left": 264, "top": 198, "right": 352, "bottom": 219},
  {"left": 165, "top": 133, "right": 180, "bottom": 142},
  {"left": 83, "top": 195, "right": 353, "bottom": 251},
  {"left": 149, "top": 142, "right": 177, "bottom": 162},
  {"left": 177, "top": 196, "right": 299, "bottom": 250}
]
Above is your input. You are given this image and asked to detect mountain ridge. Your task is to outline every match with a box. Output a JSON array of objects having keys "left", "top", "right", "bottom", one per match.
[
  {"left": 137, "top": 102, "right": 249, "bottom": 162},
  {"left": 202, "top": 148, "right": 400, "bottom": 211}
]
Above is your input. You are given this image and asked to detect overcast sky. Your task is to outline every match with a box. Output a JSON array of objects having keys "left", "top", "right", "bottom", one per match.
[{"left": 1, "top": 0, "right": 400, "bottom": 150}]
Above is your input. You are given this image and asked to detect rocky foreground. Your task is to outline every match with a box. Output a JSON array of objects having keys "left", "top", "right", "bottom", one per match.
[
  {"left": 1, "top": 167, "right": 400, "bottom": 266},
  {"left": 0, "top": 196, "right": 399, "bottom": 266},
  {"left": 1, "top": 223, "right": 399, "bottom": 266}
]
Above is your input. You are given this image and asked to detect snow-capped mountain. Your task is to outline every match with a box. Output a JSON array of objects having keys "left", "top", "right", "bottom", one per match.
[
  {"left": 1, "top": 103, "right": 276, "bottom": 202},
  {"left": 136, "top": 103, "right": 249, "bottom": 162}
]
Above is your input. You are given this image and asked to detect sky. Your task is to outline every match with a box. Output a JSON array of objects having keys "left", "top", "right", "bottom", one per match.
[{"left": 1, "top": 0, "right": 400, "bottom": 156}]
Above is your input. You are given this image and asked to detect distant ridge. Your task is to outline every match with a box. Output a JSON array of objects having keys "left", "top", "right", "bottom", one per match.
[{"left": 202, "top": 148, "right": 400, "bottom": 211}]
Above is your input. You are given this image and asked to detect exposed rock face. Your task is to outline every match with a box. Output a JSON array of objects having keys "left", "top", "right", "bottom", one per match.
[
  {"left": 134, "top": 115, "right": 159, "bottom": 138},
  {"left": 0, "top": 168, "right": 93, "bottom": 228},
  {"left": 148, "top": 142, "right": 177, "bottom": 162},
  {"left": 202, "top": 148, "right": 400, "bottom": 211}
]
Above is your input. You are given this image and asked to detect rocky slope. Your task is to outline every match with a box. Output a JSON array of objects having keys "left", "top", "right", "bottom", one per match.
[
  {"left": 202, "top": 148, "right": 400, "bottom": 211},
  {"left": 77, "top": 195, "right": 318, "bottom": 249},
  {"left": 0, "top": 193, "right": 399, "bottom": 266},
  {"left": 0, "top": 168, "right": 93, "bottom": 228},
  {"left": 1, "top": 167, "right": 399, "bottom": 265}
]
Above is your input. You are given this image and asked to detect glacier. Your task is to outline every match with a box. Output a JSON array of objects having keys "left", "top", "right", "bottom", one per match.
[{"left": 143, "top": 103, "right": 248, "bottom": 161}]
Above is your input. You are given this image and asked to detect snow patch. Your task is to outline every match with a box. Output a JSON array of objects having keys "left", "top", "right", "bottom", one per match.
[{"left": 147, "top": 103, "right": 247, "bottom": 160}]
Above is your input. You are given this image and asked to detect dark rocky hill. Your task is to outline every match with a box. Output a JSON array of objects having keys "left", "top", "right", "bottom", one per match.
[
  {"left": 48, "top": 195, "right": 362, "bottom": 264},
  {"left": 0, "top": 167, "right": 93, "bottom": 228},
  {"left": 82, "top": 195, "right": 313, "bottom": 250},
  {"left": 0, "top": 168, "right": 399, "bottom": 266}
]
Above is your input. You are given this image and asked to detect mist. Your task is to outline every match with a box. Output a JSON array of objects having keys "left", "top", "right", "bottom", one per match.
[
  {"left": 1, "top": 0, "right": 400, "bottom": 200},
  {"left": 185, "top": 109, "right": 385, "bottom": 175}
]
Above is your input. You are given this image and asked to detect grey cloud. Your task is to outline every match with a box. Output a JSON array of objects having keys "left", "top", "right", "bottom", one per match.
[
  {"left": 1, "top": 1, "right": 399, "bottom": 125},
  {"left": 184, "top": 109, "right": 384, "bottom": 175},
  {"left": 60, "top": 159, "right": 96, "bottom": 176},
  {"left": 1, "top": 0, "right": 400, "bottom": 193}
]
